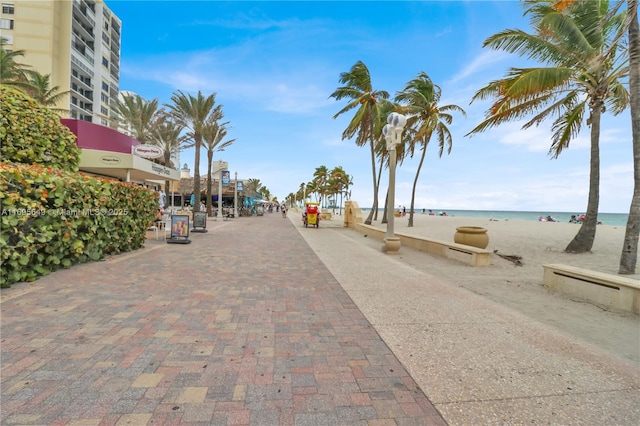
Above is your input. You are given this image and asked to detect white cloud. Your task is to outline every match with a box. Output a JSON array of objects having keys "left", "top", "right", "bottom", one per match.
[{"left": 447, "top": 50, "right": 510, "bottom": 84}]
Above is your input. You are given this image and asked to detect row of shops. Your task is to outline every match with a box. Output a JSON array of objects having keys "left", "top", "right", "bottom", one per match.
[{"left": 61, "top": 119, "right": 243, "bottom": 209}]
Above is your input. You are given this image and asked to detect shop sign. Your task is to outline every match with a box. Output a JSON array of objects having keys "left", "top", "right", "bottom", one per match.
[
  {"left": 100, "top": 155, "right": 122, "bottom": 165},
  {"left": 132, "top": 144, "right": 163, "bottom": 159}
]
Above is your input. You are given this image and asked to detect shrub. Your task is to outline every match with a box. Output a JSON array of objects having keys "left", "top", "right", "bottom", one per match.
[
  {"left": 0, "top": 85, "right": 80, "bottom": 171},
  {"left": 0, "top": 162, "right": 157, "bottom": 287}
]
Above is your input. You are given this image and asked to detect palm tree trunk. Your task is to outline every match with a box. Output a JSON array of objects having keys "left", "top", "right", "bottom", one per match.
[
  {"left": 163, "top": 151, "right": 171, "bottom": 209},
  {"left": 365, "top": 137, "right": 378, "bottom": 225},
  {"left": 206, "top": 151, "right": 213, "bottom": 216},
  {"left": 193, "top": 138, "right": 201, "bottom": 211},
  {"left": 381, "top": 187, "right": 389, "bottom": 224},
  {"left": 619, "top": 0, "right": 640, "bottom": 274},
  {"left": 374, "top": 154, "right": 385, "bottom": 222},
  {"left": 408, "top": 141, "right": 428, "bottom": 228},
  {"left": 565, "top": 105, "right": 602, "bottom": 253}
]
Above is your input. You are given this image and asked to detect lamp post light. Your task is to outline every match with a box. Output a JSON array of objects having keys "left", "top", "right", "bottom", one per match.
[{"left": 382, "top": 112, "right": 407, "bottom": 254}]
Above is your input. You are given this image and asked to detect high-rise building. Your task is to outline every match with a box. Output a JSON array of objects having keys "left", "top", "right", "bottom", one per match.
[{"left": 1, "top": 0, "right": 121, "bottom": 128}]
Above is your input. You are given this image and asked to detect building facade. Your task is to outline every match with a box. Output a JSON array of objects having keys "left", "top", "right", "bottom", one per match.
[{"left": 1, "top": 0, "right": 121, "bottom": 128}]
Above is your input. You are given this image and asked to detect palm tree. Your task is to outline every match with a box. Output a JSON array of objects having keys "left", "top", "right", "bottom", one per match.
[
  {"left": 312, "top": 165, "right": 330, "bottom": 208},
  {"left": 115, "top": 93, "right": 159, "bottom": 143},
  {"left": 467, "top": 0, "right": 629, "bottom": 253},
  {"left": 298, "top": 182, "right": 307, "bottom": 205},
  {"left": 202, "top": 106, "right": 236, "bottom": 216},
  {"left": 245, "top": 178, "right": 262, "bottom": 199},
  {"left": 258, "top": 186, "right": 271, "bottom": 201},
  {"left": 166, "top": 90, "right": 216, "bottom": 210},
  {"left": 148, "top": 112, "right": 187, "bottom": 206},
  {"left": 20, "top": 71, "right": 70, "bottom": 114},
  {"left": 330, "top": 61, "right": 390, "bottom": 224},
  {"left": 329, "top": 166, "right": 352, "bottom": 215},
  {"left": 396, "top": 72, "right": 466, "bottom": 227},
  {"left": 0, "top": 37, "right": 31, "bottom": 88},
  {"left": 620, "top": 0, "right": 640, "bottom": 274}
]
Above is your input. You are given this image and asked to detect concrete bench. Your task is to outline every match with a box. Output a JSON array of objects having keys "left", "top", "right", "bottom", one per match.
[
  {"left": 320, "top": 212, "right": 332, "bottom": 220},
  {"left": 543, "top": 264, "right": 640, "bottom": 314},
  {"left": 354, "top": 223, "right": 491, "bottom": 267}
]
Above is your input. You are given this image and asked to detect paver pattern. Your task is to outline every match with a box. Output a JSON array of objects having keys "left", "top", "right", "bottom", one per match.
[{"left": 1, "top": 213, "right": 446, "bottom": 425}]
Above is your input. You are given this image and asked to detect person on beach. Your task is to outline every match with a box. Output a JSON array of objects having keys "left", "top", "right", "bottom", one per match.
[{"left": 282, "top": 204, "right": 287, "bottom": 218}]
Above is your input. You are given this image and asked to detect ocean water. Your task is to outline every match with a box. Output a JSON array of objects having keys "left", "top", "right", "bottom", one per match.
[{"left": 362, "top": 208, "right": 629, "bottom": 227}]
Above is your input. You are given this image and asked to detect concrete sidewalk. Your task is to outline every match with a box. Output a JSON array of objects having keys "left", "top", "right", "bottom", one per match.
[
  {"left": 296, "top": 215, "right": 640, "bottom": 424},
  {"left": 1, "top": 212, "right": 638, "bottom": 425}
]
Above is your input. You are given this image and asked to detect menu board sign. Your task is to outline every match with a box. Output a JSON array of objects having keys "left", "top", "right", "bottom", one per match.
[{"left": 170, "top": 215, "right": 190, "bottom": 239}]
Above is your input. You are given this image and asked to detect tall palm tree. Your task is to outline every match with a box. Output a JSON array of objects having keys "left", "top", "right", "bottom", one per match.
[
  {"left": 329, "top": 166, "right": 352, "bottom": 215},
  {"left": 202, "top": 106, "right": 236, "bottom": 216},
  {"left": 467, "top": 0, "right": 629, "bottom": 253},
  {"left": 298, "top": 182, "right": 307, "bottom": 205},
  {"left": 312, "top": 165, "right": 330, "bottom": 208},
  {"left": 330, "top": 61, "right": 390, "bottom": 224},
  {"left": 148, "top": 112, "right": 187, "bottom": 206},
  {"left": 22, "top": 71, "right": 70, "bottom": 114},
  {"left": 620, "top": 0, "right": 640, "bottom": 274},
  {"left": 0, "top": 37, "right": 31, "bottom": 88},
  {"left": 115, "top": 93, "right": 159, "bottom": 143},
  {"left": 166, "top": 90, "right": 216, "bottom": 209},
  {"left": 396, "top": 72, "right": 466, "bottom": 227}
]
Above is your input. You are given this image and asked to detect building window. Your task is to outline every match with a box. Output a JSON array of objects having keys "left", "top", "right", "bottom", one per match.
[
  {"left": 101, "top": 57, "right": 108, "bottom": 67},
  {"left": 0, "top": 18, "right": 14, "bottom": 29},
  {"left": 1, "top": 33, "right": 12, "bottom": 44},
  {"left": 101, "top": 81, "right": 108, "bottom": 92},
  {"left": 102, "top": 32, "right": 109, "bottom": 44},
  {"left": 101, "top": 93, "right": 108, "bottom": 103},
  {"left": 101, "top": 106, "right": 108, "bottom": 115},
  {"left": 2, "top": 3, "right": 14, "bottom": 14}
]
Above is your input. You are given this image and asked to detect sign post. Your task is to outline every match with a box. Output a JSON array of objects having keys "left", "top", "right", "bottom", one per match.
[
  {"left": 166, "top": 215, "right": 191, "bottom": 244},
  {"left": 192, "top": 211, "right": 208, "bottom": 233}
]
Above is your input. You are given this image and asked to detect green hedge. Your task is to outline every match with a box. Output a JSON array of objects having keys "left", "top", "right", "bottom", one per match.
[
  {"left": 0, "top": 86, "right": 80, "bottom": 171},
  {"left": 1, "top": 162, "right": 158, "bottom": 287}
]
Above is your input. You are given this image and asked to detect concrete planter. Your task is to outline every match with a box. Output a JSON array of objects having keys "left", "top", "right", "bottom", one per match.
[
  {"left": 454, "top": 226, "right": 489, "bottom": 249},
  {"left": 384, "top": 237, "right": 401, "bottom": 254}
]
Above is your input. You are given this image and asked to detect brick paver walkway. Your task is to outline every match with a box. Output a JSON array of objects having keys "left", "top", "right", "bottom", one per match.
[{"left": 1, "top": 213, "right": 446, "bottom": 425}]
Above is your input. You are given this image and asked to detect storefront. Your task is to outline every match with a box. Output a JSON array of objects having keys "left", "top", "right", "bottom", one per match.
[{"left": 61, "top": 119, "right": 180, "bottom": 185}]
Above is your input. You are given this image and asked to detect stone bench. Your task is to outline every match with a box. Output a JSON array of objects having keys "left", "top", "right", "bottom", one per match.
[
  {"left": 320, "top": 212, "right": 332, "bottom": 220},
  {"left": 354, "top": 223, "right": 491, "bottom": 267},
  {"left": 543, "top": 264, "right": 640, "bottom": 314}
]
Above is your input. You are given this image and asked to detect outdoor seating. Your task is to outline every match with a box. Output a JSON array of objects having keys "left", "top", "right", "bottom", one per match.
[{"left": 148, "top": 218, "right": 170, "bottom": 240}]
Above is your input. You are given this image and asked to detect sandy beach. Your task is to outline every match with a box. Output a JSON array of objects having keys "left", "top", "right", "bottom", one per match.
[{"left": 337, "top": 211, "right": 640, "bottom": 363}]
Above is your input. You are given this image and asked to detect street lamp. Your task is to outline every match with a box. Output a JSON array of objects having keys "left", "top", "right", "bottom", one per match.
[{"left": 382, "top": 112, "right": 407, "bottom": 254}]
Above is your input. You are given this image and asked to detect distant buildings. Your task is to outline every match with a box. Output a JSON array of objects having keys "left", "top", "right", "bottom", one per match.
[{"left": 1, "top": 0, "right": 121, "bottom": 128}]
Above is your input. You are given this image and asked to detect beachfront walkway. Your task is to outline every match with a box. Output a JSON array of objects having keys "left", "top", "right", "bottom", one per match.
[{"left": 0, "top": 213, "right": 445, "bottom": 425}]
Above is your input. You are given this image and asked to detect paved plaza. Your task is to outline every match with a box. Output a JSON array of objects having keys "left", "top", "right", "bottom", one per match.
[
  {"left": 1, "top": 212, "right": 638, "bottom": 425},
  {"left": 1, "top": 213, "right": 445, "bottom": 425}
]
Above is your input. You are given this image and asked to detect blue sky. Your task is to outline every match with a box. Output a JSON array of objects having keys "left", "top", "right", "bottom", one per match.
[{"left": 108, "top": 0, "right": 633, "bottom": 213}]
